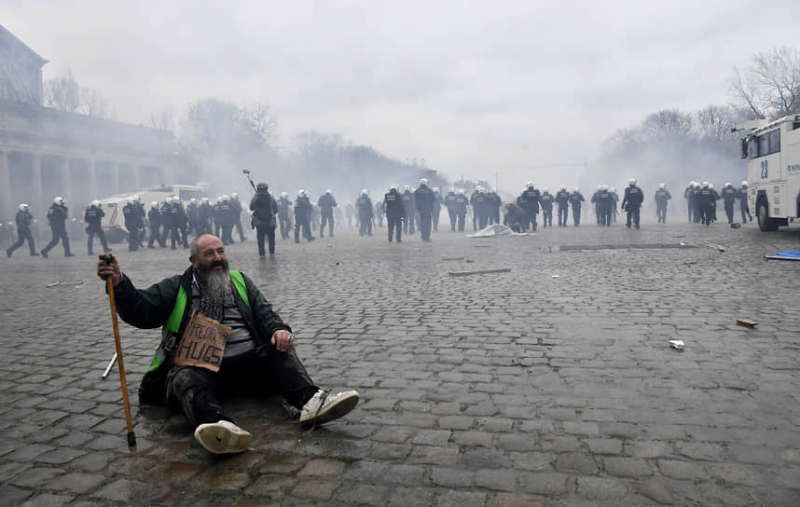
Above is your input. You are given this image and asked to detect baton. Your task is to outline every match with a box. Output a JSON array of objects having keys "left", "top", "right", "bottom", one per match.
[{"left": 104, "top": 255, "right": 136, "bottom": 450}]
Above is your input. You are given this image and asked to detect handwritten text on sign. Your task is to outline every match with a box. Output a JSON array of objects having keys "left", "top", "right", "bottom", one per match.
[{"left": 173, "top": 311, "right": 231, "bottom": 372}]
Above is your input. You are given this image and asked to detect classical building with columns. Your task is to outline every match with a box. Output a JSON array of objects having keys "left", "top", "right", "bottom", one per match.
[{"left": 0, "top": 24, "right": 176, "bottom": 221}]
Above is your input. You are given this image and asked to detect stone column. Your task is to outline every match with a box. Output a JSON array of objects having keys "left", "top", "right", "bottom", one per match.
[
  {"left": 32, "top": 154, "right": 44, "bottom": 216},
  {"left": 89, "top": 160, "right": 98, "bottom": 201},
  {"left": 59, "top": 157, "right": 72, "bottom": 206},
  {"left": 111, "top": 163, "right": 120, "bottom": 195},
  {"left": 0, "top": 151, "right": 11, "bottom": 220}
]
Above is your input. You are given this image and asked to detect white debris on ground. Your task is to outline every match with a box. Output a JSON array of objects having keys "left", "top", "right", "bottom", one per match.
[{"left": 467, "top": 224, "right": 529, "bottom": 238}]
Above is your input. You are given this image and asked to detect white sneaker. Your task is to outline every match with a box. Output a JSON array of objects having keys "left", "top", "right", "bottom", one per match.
[
  {"left": 300, "top": 389, "right": 360, "bottom": 426},
  {"left": 194, "top": 420, "right": 253, "bottom": 454}
]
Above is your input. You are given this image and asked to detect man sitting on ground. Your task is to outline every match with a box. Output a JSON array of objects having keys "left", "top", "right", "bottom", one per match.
[{"left": 96, "top": 233, "right": 359, "bottom": 454}]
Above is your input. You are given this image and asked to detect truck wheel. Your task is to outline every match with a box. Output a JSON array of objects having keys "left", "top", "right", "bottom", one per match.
[{"left": 757, "top": 199, "right": 779, "bottom": 232}]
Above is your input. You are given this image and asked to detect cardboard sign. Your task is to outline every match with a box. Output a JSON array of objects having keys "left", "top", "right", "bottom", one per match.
[{"left": 173, "top": 311, "right": 231, "bottom": 372}]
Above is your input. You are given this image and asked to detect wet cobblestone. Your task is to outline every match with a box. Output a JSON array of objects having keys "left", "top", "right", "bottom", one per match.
[{"left": 1, "top": 220, "right": 799, "bottom": 505}]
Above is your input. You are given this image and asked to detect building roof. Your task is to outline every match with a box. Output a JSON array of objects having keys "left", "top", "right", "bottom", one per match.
[{"left": 0, "top": 24, "right": 48, "bottom": 65}]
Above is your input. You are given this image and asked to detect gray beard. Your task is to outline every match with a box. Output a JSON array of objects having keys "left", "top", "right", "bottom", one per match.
[{"left": 206, "top": 269, "right": 231, "bottom": 304}]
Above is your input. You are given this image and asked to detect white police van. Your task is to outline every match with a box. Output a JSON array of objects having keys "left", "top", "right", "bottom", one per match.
[{"left": 738, "top": 115, "right": 800, "bottom": 231}]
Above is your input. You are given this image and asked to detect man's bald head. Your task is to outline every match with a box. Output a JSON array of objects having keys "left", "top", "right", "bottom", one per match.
[{"left": 190, "top": 234, "right": 227, "bottom": 274}]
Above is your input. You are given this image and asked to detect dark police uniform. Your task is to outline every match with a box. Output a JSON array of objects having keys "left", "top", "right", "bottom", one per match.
[
  {"left": 654, "top": 187, "right": 671, "bottom": 224},
  {"left": 41, "top": 201, "right": 73, "bottom": 257},
  {"left": 384, "top": 188, "right": 405, "bottom": 242},
  {"left": 621, "top": 184, "right": 644, "bottom": 229},
  {"left": 84, "top": 204, "right": 111, "bottom": 255}
]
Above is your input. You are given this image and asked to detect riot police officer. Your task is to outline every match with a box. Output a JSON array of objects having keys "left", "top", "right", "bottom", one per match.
[
  {"left": 737, "top": 181, "right": 752, "bottom": 223},
  {"left": 6, "top": 203, "right": 38, "bottom": 258},
  {"left": 654, "top": 183, "right": 671, "bottom": 224},
  {"left": 318, "top": 190, "right": 338, "bottom": 238},
  {"left": 356, "top": 189, "right": 374, "bottom": 237},
  {"left": 250, "top": 182, "right": 278, "bottom": 257},
  {"left": 555, "top": 185, "right": 570, "bottom": 227},
  {"left": 697, "top": 182, "right": 714, "bottom": 225},
  {"left": 384, "top": 185, "right": 405, "bottom": 243},
  {"left": 148, "top": 201, "right": 165, "bottom": 247},
  {"left": 444, "top": 187, "right": 457, "bottom": 231},
  {"left": 454, "top": 189, "right": 468, "bottom": 232},
  {"left": 488, "top": 188, "right": 502, "bottom": 225},
  {"left": 41, "top": 196, "right": 74, "bottom": 258},
  {"left": 294, "top": 190, "right": 314, "bottom": 243},
  {"left": 621, "top": 179, "right": 644, "bottom": 229},
  {"left": 402, "top": 185, "right": 416, "bottom": 235},
  {"left": 415, "top": 179, "right": 436, "bottom": 242},
  {"left": 516, "top": 182, "right": 540, "bottom": 231},
  {"left": 596, "top": 185, "right": 613, "bottom": 227},
  {"left": 539, "top": 188, "right": 555, "bottom": 228},
  {"left": 231, "top": 192, "right": 247, "bottom": 242},
  {"left": 85, "top": 200, "right": 111, "bottom": 255},
  {"left": 432, "top": 187, "right": 443, "bottom": 231},
  {"left": 569, "top": 188, "right": 585, "bottom": 226},
  {"left": 277, "top": 192, "right": 293, "bottom": 239},
  {"left": 684, "top": 182, "right": 697, "bottom": 223},
  {"left": 122, "top": 197, "right": 141, "bottom": 251},
  {"left": 721, "top": 182, "right": 737, "bottom": 224}
]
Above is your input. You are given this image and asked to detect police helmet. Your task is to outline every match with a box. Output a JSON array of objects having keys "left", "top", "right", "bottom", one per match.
[
  {"left": 404, "top": 185, "right": 411, "bottom": 191},
  {"left": 280, "top": 191, "right": 288, "bottom": 198},
  {"left": 256, "top": 182, "right": 268, "bottom": 193},
  {"left": 725, "top": 182, "right": 732, "bottom": 188},
  {"left": 221, "top": 194, "right": 229, "bottom": 202},
  {"left": 702, "top": 181, "right": 709, "bottom": 188},
  {"left": 433, "top": 187, "right": 440, "bottom": 193},
  {"left": 326, "top": 189, "right": 332, "bottom": 194},
  {"left": 361, "top": 188, "right": 368, "bottom": 195},
  {"left": 709, "top": 184, "right": 715, "bottom": 190},
  {"left": 215, "top": 196, "right": 222, "bottom": 204},
  {"left": 151, "top": 201, "right": 159, "bottom": 207},
  {"left": 133, "top": 195, "right": 140, "bottom": 202},
  {"left": 390, "top": 185, "right": 398, "bottom": 191},
  {"left": 448, "top": 187, "right": 455, "bottom": 193},
  {"left": 91, "top": 199, "right": 101, "bottom": 207},
  {"left": 457, "top": 188, "right": 465, "bottom": 195},
  {"left": 126, "top": 197, "right": 134, "bottom": 205},
  {"left": 659, "top": 183, "right": 666, "bottom": 189},
  {"left": 526, "top": 181, "right": 534, "bottom": 188},
  {"left": 298, "top": 189, "right": 305, "bottom": 196},
  {"left": 231, "top": 192, "right": 238, "bottom": 199},
  {"left": 18, "top": 203, "right": 29, "bottom": 211},
  {"left": 559, "top": 185, "right": 566, "bottom": 191},
  {"left": 741, "top": 181, "right": 748, "bottom": 186},
  {"left": 543, "top": 187, "right": 550, "bottom": 193},
  {"left": 628, "top": 179, "right": 636, "bottom": 186},
  {"left": 609, "top": 187, "right": 616, "bottom": 193},
  {"left": 419, "top": 178, "right": 428, "bottom": 186},
  {"left": 601, "top": 185, "right": 609, "bottom": 191},
  {"left": 201, "top": 197, "right": 209, "bottom": 204},
  {"left": 574, "top": 187, "right": 580, "bottom": 192},
  {"left": 479, "top": 187, "right": 486, "bottom": 193},
  {"left": 54, "top": 196, "right": 64, "bottom": 205}
]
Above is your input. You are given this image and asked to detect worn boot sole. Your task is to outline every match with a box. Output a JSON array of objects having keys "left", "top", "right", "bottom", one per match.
[
  {"left": 194, "top": 422, "right": 252, "bottom": 454},
  {"left": 301, "top": 391, "right": 360, "bottom": 426}
]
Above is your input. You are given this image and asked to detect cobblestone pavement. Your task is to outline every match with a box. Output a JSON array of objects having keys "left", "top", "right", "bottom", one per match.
[{"left": 1, "top": 216, "right": 800, "bottom": 506}]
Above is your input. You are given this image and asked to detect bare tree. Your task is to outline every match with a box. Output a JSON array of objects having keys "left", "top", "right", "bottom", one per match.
[
  {"left": 148, "top": 107, "right": 176, "bottom": 131},
  {"left": 242, "top": 103, "right": 279, "bottom": 145},
  {"left": 641, "top": 109, "right": 693, "bottom": 139},
  {"left": 730, "top": 46, "right": 800, "bottom": 120},
  {"left": 43, "top": 69, "right": 81, "bottom": 113},
  {"left": 43, "top": 68, "right": 112, "bottom": 118}
]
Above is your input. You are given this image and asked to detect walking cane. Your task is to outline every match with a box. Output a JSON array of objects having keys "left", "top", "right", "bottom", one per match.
[{"left": 103, "top": 255, "right": 136, "bottom": 450}]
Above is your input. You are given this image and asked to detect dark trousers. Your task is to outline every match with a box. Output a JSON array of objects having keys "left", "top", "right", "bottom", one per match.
[
  {"left": 256, "top": 225, "right": 276, "bottom": 256},
  {"left": 724, "top": 203, "right": 735, "bottom": 224},
  {"left": 418, "top": 211, "right": 432, "bottom": 241},
  {"left": 572, "top": 207, "right": 581, "bottom": 226},
  {"left": 221, "top": 223, "right": 234, "bottom": 245},
  {"left": 526, "top": 210, "right": 538, "bottom": 231},
  {"left": 626, "top": 207, "right": 641, "bottom": 228},
  {"left": 358, "top": 212, "right": 372, "bottom": 236},
  {"left": 8, "top": 229, "right": 35, "bottom": 256},
  {"left": 558, "top": 206, "right": 568, "bottom": 226},
  {"left": 448, "top": 210, "right": 457, "bottom": 231},
  {"left": 279, "top": 214, "right": 291, "bottom": 239},
  {"left": 542, "top": 209, "right": 552, "bottom": 227},
  {"left": 701, "top": 204, "right": 713, "bottom": 225},
  {"left": 126, "top": 223, "right": 139, "bottom": 250},
  {"left": 165, "top": 345, "right": 318, "bottom": 428},
  {"left": 657, "top": 203, "right": 667, "bottom": 223},
  {"left": 456, "top": 211, "right": 466, "bottom": 232},
  {"left": 42, "top": 226, "right": 71, "bottom": 255},
  {"left": 740, "top": 204, "right": 751, "bottom": 222},
  {"left": 149, "top": 225, "right": 164, "bottom": 247},
  {"left": 599, "top": 207, "right": 611, "bottom": 226},
  {"left": 320, "top": 212, "right": 334, "bottom": 237},
  {"left": 295, "top": 218, "right": 312, "bottom": 242},
  {"left": 87, "top": 227, "right": 110, "bottom": 254},
  {"left": 234, "top": 218, "right": 246, "bottom": 241},
  {"left": 387, "top": 215, "right": 402, "bottom": 242},
  {"left": 477, "top": 212, "right": 489, "bottom": 230}
]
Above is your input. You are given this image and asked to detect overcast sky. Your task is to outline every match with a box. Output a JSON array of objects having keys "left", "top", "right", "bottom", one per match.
[{"left": 3, "top": 0, "right": 798, "bottom": 191}]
